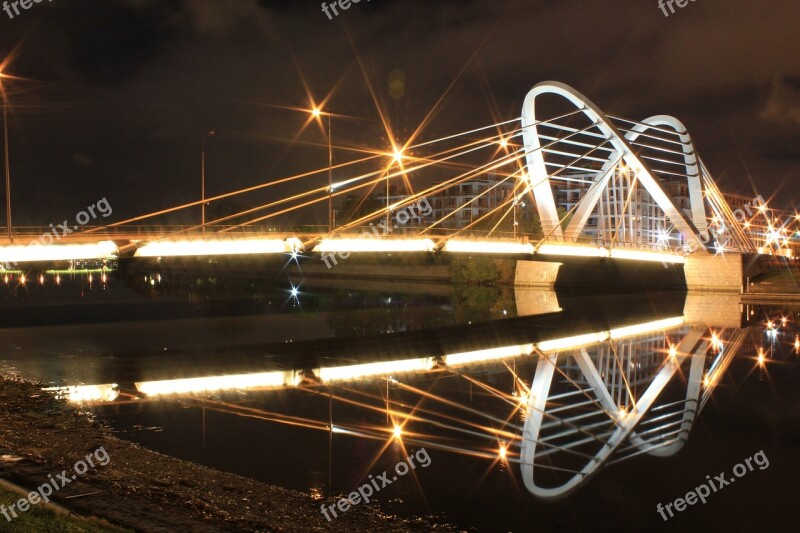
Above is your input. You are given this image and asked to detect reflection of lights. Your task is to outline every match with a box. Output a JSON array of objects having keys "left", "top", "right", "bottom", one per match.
[
  {"left": 710, "top": 332, "right": 722, "bottom": 350},
  {"left": 444, "top": 240, "right": 535, "bottom": 255},
  {"left": 136, "top": 371, "right": 299, "bottom": 397},
  {"left": 514, "top": 391, "right": 529, "bottom": 407},
  {"left": 757, "top": 349, "right": 766, "bottom": 367},
  {"left": 44, "top": 384, "right": 119, "bottom": 403},
  {"left": 669, "top": 344, "right": 678, "bottom": 359},
  {"left": 794, "top": 336, "right": 799, "bottom": 352},
  {"left": 311, "top": 107, "right": 322, "bottom": 117},
  {"left": 610, "top": 317, "right": 685, "bottom": 339},
  {"left": 393, "top": 424, "right": 403, "bottom": 440},
  {"left": 445, "top": 344, "right": 534, "bottom": 366},
  {"left": 392, "top": 148, "right": 404, "bottom": 163},
  {"left": 538, "top": 332, "right": 610, "bottom": 352},
  {"left": 136, "top": 238, "right": 301, "bottom": 257},
  {"left": 0, "top": 241, "right": 117, "bottom": 263},
  {"left": 316, "top": 358, "right": 436, "bottom": 383},
  {"left": 498, "top": 443, "right": 508, "bottom": 459},
  {"left": 55, "top": 274, "right": 60, "bottom": 285},
  {"left": 19, "top": 274, "right": 25, "bottom": 284},
  {"left": 38, "top": 274, "right": 44, "bottom": 285},
  {"left": 315, "top": 238, "right": 436, "bottom": 253},
  {"left": 290, "top": 285, "right": 299, "bottom": 298}
]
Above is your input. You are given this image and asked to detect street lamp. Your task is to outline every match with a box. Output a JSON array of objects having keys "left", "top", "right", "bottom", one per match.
[
  {"left": 201, "top": 130, "right": 215, "bottom": 234},
  {"left": 0, "top": 72, "right": 11, "bottom": 241}
]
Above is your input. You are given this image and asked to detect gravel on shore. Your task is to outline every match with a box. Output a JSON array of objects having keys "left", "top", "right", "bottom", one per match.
[{"left": 0, "top": 376, "right": 459, "bottom": 532}]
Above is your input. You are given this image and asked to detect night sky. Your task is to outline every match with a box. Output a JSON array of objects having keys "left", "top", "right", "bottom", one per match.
[{"left": 1, "top": 0, "right": 799, "bottom": 226}]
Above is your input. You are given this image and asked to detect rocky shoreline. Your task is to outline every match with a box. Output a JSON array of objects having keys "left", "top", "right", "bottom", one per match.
[{"left": 0, "top": 377, "right": 458, "bottom": 532}]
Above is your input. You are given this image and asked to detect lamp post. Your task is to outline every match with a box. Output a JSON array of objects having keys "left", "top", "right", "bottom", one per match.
[
  {"left": 1, "top": 72, "right": 11, "bottom": 241},
  {"left": 201, "top": 130, "right": 215, "bottom": 234},
  {"left": 312, "top": 108, "right": 333, "bottom": 233}
]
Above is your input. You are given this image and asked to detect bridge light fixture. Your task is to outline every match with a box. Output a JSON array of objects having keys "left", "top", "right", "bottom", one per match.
[
  {"left": 392, "top": 148, "right": 404, "bottom": 162},
  {"left": 392, "top": 424, "right": 403, "bottom": 440},
  {"left": 311, "top": 107, "right": 322, "bottom": 117}
]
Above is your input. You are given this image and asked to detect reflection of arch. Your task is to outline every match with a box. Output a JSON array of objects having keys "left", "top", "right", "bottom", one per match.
[
  {"left": 519, "top": 328, "right": 707, "bottom": 498},
  {"left": 521, "top": 82, "right": 706, "bottom": 250}
]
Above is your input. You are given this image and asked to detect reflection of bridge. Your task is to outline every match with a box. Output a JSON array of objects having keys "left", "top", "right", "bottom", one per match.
[
  {"left": 2, "top": 82, "right": 764, "bottom": 267},
  {"left": 49, "top": 292, "right": 749, "bottom": 499}
]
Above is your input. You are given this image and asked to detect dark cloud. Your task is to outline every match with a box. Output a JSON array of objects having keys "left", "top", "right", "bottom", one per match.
[{"left": 0, "top": 0, "right": 798, "bottom": 225}]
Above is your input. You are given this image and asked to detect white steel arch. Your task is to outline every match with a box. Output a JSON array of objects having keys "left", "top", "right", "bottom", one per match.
[{"left": 521, "top": 81, "right": 707, "bottom": 250}]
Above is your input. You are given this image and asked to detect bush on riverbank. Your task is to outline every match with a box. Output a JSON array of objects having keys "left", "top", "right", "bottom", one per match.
[{"left": 448, "top": 256, "right": 516, "bottom": 285}]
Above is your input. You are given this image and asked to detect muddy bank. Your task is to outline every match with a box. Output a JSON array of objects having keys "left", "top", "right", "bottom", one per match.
[{"left": 0, "top": 377, "right": 459, "bottom": 532}]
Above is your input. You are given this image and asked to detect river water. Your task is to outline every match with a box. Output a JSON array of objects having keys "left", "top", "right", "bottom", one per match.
[{"left": 0, "top": 266, "right": 797, "bottom": 531}]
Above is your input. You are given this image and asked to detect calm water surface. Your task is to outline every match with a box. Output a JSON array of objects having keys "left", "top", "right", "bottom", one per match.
[{"left": 1, "top": 267, "right": 797, "bottom": 531}]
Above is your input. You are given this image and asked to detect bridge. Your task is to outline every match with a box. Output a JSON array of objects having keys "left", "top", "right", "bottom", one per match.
[{"left": 2, "top": 81, "right": 790, "bottom": 269}]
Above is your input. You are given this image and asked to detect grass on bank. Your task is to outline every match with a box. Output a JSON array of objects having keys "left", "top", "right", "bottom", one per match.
[{"left": 0, "top": 486, "right": 123, "bottom": 533}]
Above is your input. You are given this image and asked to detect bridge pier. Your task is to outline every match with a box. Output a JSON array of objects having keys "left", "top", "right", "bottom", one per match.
[
  {"left": 514, "top": 260, "right": 560, "bottom": 288},
  {"left": 683, "top": 253, "right": 743, "bottom": 293}
]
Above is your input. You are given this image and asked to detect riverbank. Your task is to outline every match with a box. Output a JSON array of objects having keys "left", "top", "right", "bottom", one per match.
[{"left": 0, "top": 376, "right": 457, "bottom": 532}]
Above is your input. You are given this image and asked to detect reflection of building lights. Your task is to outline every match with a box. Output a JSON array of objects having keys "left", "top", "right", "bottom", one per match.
[
  {"left": 19, "top": 274, "right": 25, "bottom": 284},
  {"left": 498, "top": 443, "right": 508, "bottom": 459},
  {"left": 757, "top": 349, "right": 766, "bottom": 367},
  {"left": 794, "top": 336, "right": 799, "bottom": 352}
]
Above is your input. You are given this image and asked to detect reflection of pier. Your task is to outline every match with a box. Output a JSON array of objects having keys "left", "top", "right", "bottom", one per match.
[{"left": 47, "top": 293, "right": 748, "bottom": 499}]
